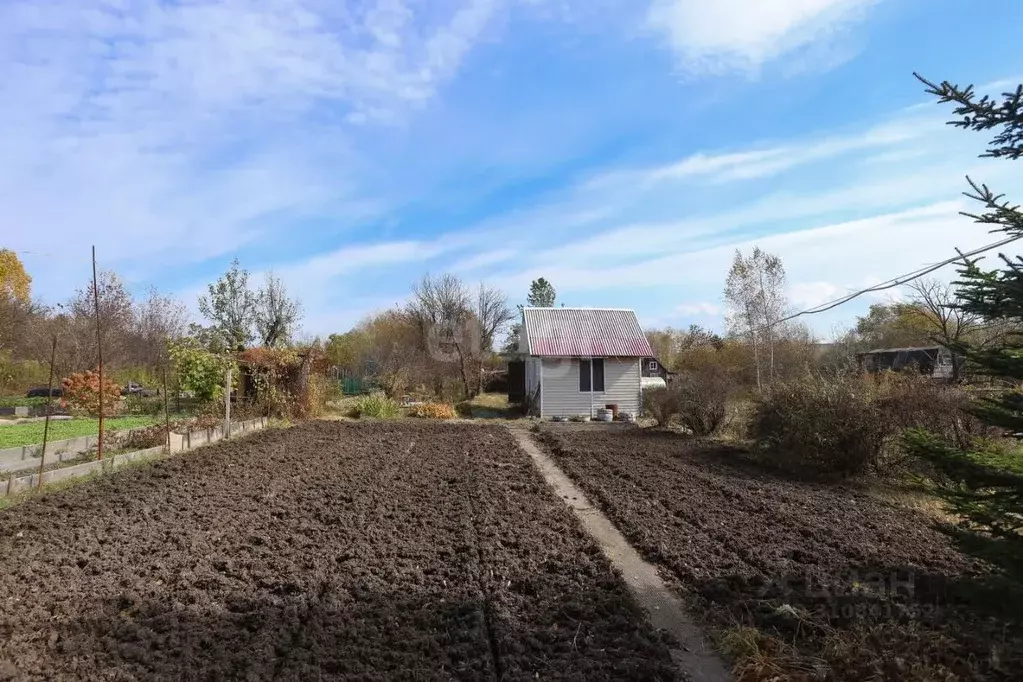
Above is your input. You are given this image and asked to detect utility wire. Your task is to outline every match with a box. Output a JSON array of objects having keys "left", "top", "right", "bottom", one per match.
[{"left": 772, "top": 232, "right": 1023, "bottom": 328}]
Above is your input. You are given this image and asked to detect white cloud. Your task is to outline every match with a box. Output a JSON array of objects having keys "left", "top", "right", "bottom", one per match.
[
  {"left": 674, "top": 302, "right": 721, "bottom": 316},
  {"left": 583, "top": 114, "right": 931, "bottom": 190},
  {"left": 449, "top": 248, "right": 519, "bottom": 273},
  {"left": 789, "top": 281, "right": 841, "bottom": 308},
  {"left": 0, "top": 0, "right": 504, "bottom": 298},
  {"left": 646, "top": 0, "right": 879, "bottom": 73}
]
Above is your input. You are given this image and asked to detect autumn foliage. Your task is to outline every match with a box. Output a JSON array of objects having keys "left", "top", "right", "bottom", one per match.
[{"left": 61, "top": 371, "right": 122, "bottom": 416}]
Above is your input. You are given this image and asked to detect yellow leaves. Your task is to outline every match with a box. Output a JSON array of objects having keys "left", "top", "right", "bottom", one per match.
[{"left": 0, "top": 249, "right": 31, "bottom": 303}]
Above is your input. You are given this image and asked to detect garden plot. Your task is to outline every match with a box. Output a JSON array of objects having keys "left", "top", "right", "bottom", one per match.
[
  {"left": 0, "top": 421, "right": 676, "bottom": 681},
  {"left": 539, "top": 427, "right": 1023, "bottom": 681}
]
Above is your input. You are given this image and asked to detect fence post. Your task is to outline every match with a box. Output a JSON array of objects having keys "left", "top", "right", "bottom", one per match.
[
  {"left": 224, "top": 367, "right": 232, "bottom": 439},
  {"left": 163, "top": 362, "right": 171, "bottom": 454}
]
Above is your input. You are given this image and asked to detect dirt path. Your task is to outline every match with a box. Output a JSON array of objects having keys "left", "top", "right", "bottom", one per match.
[{"left": 507, "top": 426, "right": 731, "bottom": 682}]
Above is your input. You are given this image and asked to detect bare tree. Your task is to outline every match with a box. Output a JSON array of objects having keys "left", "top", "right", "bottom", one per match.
[
  {"left": 725, "top": 248, "right": 787, "bottom": 391},
  {"left": 131, "top": 287, "right": 189, "bottom": 368},
  {"left": 66, "top": 270, "right": 135, "bottom": 371},
  {"left": 473, "top": 283, "right": 514, "bottom": 394},
  {"left": 406, "top": 274, "right": 511, "bottom": 399},
  {"left": 407, "top": 274, "right": 473, "bottom": 397},
  {"left": 906, "top": 277, "right": 987, "bottom": 380},
  {"left": 254, "top": 272, "right": 302, "bottom": 347}
]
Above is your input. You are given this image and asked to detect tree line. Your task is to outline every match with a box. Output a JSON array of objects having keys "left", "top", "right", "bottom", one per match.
[
  {"left": 325, "top": 276, "right": 557, "bottom": 401},
  {"left": 0, "top": 255, "right": 304, "bottom": 394}
]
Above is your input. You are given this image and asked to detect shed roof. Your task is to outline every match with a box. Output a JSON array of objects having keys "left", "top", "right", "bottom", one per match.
[
  {"left": 859, "top": 346, "right": 942, "bottom": 355},
  {"left": 522, "top": 307, "right": 654, "bottom": 357}
]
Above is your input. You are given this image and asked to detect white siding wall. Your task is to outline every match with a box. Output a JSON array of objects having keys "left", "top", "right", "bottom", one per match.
[
  {"left": 539, "top": 357, "right": 641, "bottom": 418},
  {"left": 524, "top": 357, "right": 542, "bottom": 416}
]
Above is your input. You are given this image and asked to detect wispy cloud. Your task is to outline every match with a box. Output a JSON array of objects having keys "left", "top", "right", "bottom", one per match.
[
  {"left": 0, "top": 0, "right": 505, "bottom": 294},
  {"left": 584, "top": 114, "right": 931, "bottom": 189},
  {"left": 646, "top": 0, "right": 880, "bottom": 74}
]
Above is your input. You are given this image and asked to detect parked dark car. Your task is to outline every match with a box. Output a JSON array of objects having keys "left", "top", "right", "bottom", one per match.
[
  {"left": 122, "top": 382, "right": 158, "bottom": 398},
  {"left": 26, "top": 386, "right": 62, "bottom": 399}
]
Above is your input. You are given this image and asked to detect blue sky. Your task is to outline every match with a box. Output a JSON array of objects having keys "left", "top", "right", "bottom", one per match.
[{"left": 4, "top": 0, "right": 1023, "bottom": 339}]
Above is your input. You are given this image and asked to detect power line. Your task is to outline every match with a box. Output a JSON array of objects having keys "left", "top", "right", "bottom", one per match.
[{"left": 774, "top": 232, "right": 1023, "bottom": 328}]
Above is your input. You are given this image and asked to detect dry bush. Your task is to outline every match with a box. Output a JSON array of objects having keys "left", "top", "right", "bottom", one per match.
[
  {"left": 675, "top": 364, "right": 735, "bottom": 436},
  {"left": 642, "top": 387, "right": 680, "bottom": 426},
  {"left": 750, "top": 373, "right": 888, "bottom": 478},
  {"left": 112, "top": 423, "right": 170, "bottom": 451},
  {"left": 642, "top": 365, "right": 736, "bottom": 435},
  {"left": 750, "top": 372, "right": 980, "bottom": 479},
  {"left": 876, "top": 372, "right": 978, "bottom": 444},
  {"left": 302, "top": 374, "right": 337, "bottom": 418},
  {"left": 872, "top": 372, "right": 979, "bottom": 474},
  {"left": 407, "top": 402, "right": 457, "bottom": 419}
]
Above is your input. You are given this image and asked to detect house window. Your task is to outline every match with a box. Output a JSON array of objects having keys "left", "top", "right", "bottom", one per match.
[
  {"left": 648, "top": 360, "right": 658, "bottom": 371},
  {"left": 579, "top": 359, "right": 605, "bottom": 392}
]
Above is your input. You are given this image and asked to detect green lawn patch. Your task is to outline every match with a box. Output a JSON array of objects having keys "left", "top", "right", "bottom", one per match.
[
  {"left": 0, "top": 396, "right": 48, "bottom": 408},
  {"left": 0, "top": 416, "right": 164, "bottom": 449}
]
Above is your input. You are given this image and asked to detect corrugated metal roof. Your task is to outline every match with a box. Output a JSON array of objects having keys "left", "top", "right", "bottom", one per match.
[
  {"left": 522, "top": 307, "right": 654, "bottom": 357},
  {"left": 860, "top": 346, "right": 942, "bottom": 355}
]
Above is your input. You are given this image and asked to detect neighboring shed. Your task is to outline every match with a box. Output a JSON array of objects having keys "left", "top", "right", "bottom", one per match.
[
  {"left": 520, "top": 307, "right": 653, "bottom": 419},
  {"left": 857, "top": 346, "right": 961, "bottom": 380},
  {"left": 642, "top": 357, "right": 673, "bottom": 381}
]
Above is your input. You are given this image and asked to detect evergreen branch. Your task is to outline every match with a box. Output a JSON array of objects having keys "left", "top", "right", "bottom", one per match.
[
  {"left": 915, "top": 73, "right": 1023, "bottom": 160},
  {"left": 961, "top": 176, "right": 1023, "bottom": 236}
]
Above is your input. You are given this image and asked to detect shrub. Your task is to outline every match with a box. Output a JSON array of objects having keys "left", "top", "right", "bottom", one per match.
[
  {"left": 642, "top": 364, "right": 735, "bottom": 435},
  {"left": 674, "top": 364, "right": 734, "bottom": 436},
  {"left": 872, "top": 372, "right": 979, "bottom": 473},
  {"left": 112, "top": 423, "right": 170, "bottom": 451},
  {"left": 61, "top": 371, "right": 122, "bottom": 416},
  {"left": 643, "top": 387, "right": 680, "bottom": 426},
  {"left": 750, "top": 373, "right": 888, "bottom": 478},
  {"left": 0, "top": 351, "right": 48, "bottom": 395},
  {"left": 169, "top": 338, "right": 235, "bottom": 404},
  {"left": 122, "top": 395, "right": 165, "bottom": 416},
  {"left": 876, "top": 372, "right": 978, "bottom": 445},
  {"left": 350, "top": 394, "right": 401, "bottom": 419},
  {"left": 0, "top": 396, "right": 48, "bottom": 408},
  {"left": 408, "top": 402, "right": 457, "bottom": 419}
]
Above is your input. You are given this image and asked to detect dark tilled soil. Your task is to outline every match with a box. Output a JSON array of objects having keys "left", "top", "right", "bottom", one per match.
[
  {"left": 539, "top": 427, "right": 1023, "bottom": 681},
  {"left": 0, "top": 421, "right": 677, "bottom": 681}
]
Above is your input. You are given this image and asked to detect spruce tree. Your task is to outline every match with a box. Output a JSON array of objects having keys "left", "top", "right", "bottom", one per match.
[{"left": 904, "top": 75, "right": 1023, "bottom": 540}]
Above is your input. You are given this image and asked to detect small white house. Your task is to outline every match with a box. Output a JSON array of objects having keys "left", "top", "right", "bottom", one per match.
[{"left": 520, "top": 307, "right": 654, "bottom": 419}]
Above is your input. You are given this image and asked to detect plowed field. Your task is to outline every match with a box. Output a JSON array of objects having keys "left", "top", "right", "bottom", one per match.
[
  {"left": 0, "top": 421, "right": 676, "bottom": 681},
  {"left": 540, "top": 426, "right": 1023, "bottom": 681}
]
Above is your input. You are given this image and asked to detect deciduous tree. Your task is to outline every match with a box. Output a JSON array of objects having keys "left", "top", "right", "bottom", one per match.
[
  {"left": 0, "top": 249, "right": 31, "bottom": 304},
  {"left": 724, "top": 247, "right": 787, "bottom": 391},
  {"left": 198, "top": 258, "right": 256, "bottom": 351},
  {"left": 254, "top": 271, "right": 302, "bottom": 348}
]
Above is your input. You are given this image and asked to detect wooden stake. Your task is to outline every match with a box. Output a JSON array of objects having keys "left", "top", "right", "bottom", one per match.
[
  {"left": 224, "top": 367, "right": 232, "bottom": 439},
  {"left": 92, "top": 245, "right": 105, "bottom": 461},
  {"left": 38, "top": 336, "right": 57, "bottom": 490},
  {"left": 163, "top": 359, "right": 171, "bottom": 454}
]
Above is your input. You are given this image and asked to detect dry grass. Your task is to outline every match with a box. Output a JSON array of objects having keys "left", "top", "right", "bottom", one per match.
[
  {"left": 407, "top": 402, "right": 457, "bottom": 419},
  {"left": 719, "top": 626, "right": 822, "bottom": 682},
  {"left": 868, "top": 481, "right": 961, "bottom": 525}
]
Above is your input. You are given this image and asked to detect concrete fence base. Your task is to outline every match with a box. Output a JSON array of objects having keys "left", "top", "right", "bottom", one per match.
[
  {"left": 2, "top": 433, "right": 105, "bottom": 469},
  {"left": 2, "top": 417, "right": 268, "bottom": 499}
]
